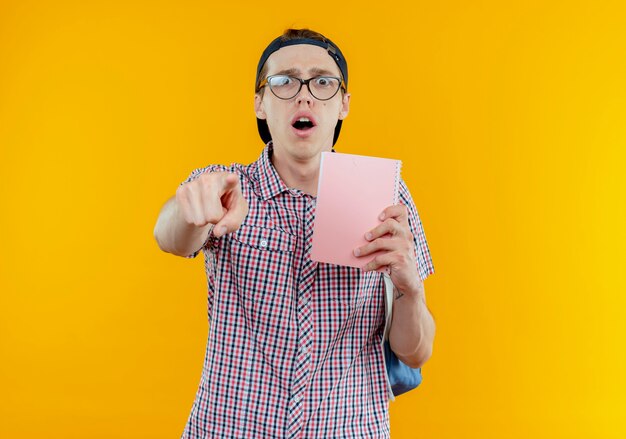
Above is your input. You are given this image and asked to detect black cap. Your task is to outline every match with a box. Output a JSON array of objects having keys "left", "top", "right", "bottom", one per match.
[{"left": 255, "top": 35, "right": 348, "bottom": 146}]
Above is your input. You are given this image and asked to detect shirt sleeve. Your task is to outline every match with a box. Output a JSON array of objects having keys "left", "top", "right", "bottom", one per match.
[
  {"left": 397, "top": 178, "right": 435, "bottom": 282},
  {"left": 179, "top": 164, "right": 232, "bottom": 259}
]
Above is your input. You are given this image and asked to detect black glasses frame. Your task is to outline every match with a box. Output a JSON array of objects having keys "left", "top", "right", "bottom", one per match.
[{"left": 258, "top": 74, "right": 346, "bottom": 101}]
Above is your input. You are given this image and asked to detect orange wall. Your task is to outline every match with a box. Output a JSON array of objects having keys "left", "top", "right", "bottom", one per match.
[{"left": 1, "top": 1, "right": 625, "bottom": 437}]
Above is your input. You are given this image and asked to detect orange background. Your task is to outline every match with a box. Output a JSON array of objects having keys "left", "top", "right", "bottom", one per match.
[{"left": 1, "top": 1, "right": 625, "bottom": 438}]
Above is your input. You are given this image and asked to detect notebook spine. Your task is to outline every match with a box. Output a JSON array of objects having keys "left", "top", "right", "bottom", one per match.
[{"left": 392, "top": 160, "right": 402, "bottom": 205}]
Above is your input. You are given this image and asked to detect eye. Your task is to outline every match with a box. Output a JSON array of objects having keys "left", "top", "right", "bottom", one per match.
[
  {"left": 269, "top": 75, "right": 293, "bottom": 87},
  {"left": 314, "top": 77, "right": 333, "bottom": 87}
]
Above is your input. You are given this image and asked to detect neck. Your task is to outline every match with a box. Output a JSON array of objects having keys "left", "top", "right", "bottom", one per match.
[{"left": 271, "top": 147, "right": 325, "bottom": 197}]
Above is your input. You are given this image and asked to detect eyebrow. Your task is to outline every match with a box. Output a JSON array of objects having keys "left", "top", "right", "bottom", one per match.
[{"left": 273, "top": 67, "right": 339, "bottom": 77}]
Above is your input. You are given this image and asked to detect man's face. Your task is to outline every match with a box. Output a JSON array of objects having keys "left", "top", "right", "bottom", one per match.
[{"left": 255, "top": 44, "right": 350, "bottom": 161}]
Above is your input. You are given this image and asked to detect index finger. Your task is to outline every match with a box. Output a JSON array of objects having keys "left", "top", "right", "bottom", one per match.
[
  {"left": 218, "top": 173, "right": 240, "bottom": 195},
  {"left": 214, "top": 191, "right": 249, "bottom": 237}
]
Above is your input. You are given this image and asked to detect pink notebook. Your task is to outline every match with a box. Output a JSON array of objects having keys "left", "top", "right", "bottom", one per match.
[{"left": 311, "top": 151, "right": 402, "bottom": 269}]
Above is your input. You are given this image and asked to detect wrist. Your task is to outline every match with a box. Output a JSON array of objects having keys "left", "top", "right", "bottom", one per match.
[{"left": 394, "top": 280, "right": 425, "bottom": 301}]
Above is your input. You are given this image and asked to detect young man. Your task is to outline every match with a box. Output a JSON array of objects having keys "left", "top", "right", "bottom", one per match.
[{"left": 154, "top": 28, "right": 435, "bottom": 438}]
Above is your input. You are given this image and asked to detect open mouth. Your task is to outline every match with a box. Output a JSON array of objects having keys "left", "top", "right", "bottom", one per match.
[{"left": 292, "top": 117, "right": 315, "bottom": 131}]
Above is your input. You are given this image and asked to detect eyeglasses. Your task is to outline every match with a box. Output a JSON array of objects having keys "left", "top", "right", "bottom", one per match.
[{"left": 258, "top": 74, "right": 346, "bottom": 101}]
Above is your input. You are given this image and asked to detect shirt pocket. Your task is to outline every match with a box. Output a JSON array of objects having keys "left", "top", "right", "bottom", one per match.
[
  {"left": 229, "top": 224, "right": 297, "bottom": 298},
  {"left": 228, "top": 225, "right": 298, "bottom": 345},
  {"left": 231, "top": 224, "right": 296, "bottom": 253}
]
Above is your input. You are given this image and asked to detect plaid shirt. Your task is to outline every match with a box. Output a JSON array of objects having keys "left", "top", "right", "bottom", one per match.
[{"left": 179, "top": 144, "right": 434, "bottom": 438}]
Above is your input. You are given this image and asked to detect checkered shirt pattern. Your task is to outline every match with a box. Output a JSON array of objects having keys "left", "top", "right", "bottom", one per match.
[{"left": 179, "top": 144, "right": 434, "bottom": 438}]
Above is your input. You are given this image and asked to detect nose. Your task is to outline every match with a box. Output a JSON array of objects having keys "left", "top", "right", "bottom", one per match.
[{"left": 295, "top": 84, "right": 314, "bottom": 105}]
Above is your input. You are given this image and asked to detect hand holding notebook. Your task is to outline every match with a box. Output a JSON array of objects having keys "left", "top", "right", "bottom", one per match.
[{"left": 310, "top": 151, "right": 402, "bottom": 270}]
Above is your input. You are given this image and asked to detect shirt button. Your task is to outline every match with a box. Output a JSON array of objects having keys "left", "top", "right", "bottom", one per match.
[
  {"left": 260, "top": 240, "right": 268, "bottom": 248},
  {"left": 294, "top": 395, "right": 302, "bottom": 403}
]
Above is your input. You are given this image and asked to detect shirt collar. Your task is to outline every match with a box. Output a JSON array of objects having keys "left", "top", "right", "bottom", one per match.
[
  {"left": 253, "top": 141, "right": 315, "bottom": 200},
  {"left": 254, "top": 142, "right": 291, "bottom": 200}
]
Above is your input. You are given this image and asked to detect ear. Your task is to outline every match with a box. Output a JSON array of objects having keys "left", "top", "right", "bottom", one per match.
[
  {"left": 338, "top": 92, "right": 351, "bottom": 120},
  {"left": 255, "top": 93, "right": 266, "bottom": 120}
]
